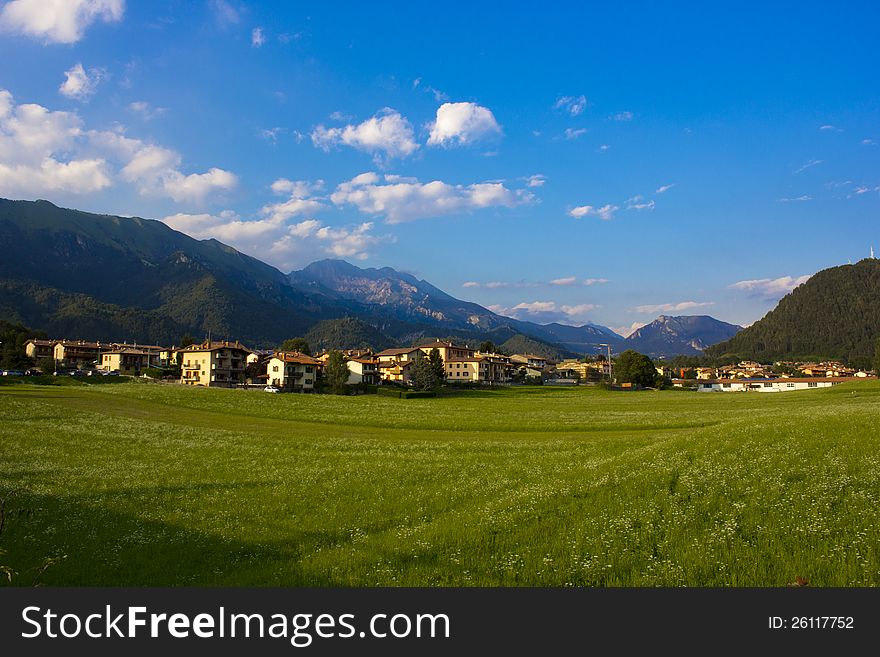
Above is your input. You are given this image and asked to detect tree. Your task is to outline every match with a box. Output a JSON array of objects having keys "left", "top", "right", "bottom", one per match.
[
  {"left": 427, "top": 347, "right": 445, "bottom": 382},
  {"left": 324, "top": 350, "right": 349, "bottom": 392},
  {"left": 681, "top": 368, "right": 697, "bottom": 380},
  {"left": 179, "top": 334, "right": 195, "bottom": 348},
  {"left": 279, "top": 337, "right": 311, "bottom": 355},
  {"left": 614, "top": 350, "right": 658, "bottom": 387},
  {"left": 873, "top": 337, "right": 880, "bottom": 374},
  {"left": 410, "top": 357, "right": 440, "bottom": 391},
  {"left": 36, "top": 357, "right": 56, "bottom": 375},
  {"left": 479, "top": 341, "right": 496, "bottom": 354}
]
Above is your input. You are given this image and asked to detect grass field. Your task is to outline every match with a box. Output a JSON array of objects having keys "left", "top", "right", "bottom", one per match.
[{"left": 1, "top": 380, "right": 879, "bottom": 586}]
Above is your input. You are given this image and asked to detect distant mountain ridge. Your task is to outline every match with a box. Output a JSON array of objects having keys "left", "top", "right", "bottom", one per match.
[
  {"left": 625, "top": 315, "right": 742, "bottom": 357},
  {"left": 0, "top": 198, "right": 742, "bottom": 357}
]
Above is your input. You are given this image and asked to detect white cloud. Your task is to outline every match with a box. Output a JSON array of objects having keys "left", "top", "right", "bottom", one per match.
[
  {"left": 270, "top": 178, "right": 324, "bottom": 197},
  {"left": 564, "top": 127, "right": 587, "bottom": 140},
  {"left": 59, "top": 63, "right": 105, "bottom": 101},
  {"left": 561, "top": 303, "right": 599, "bottom": 317},
  {"left": 611, "top": 111, "right": 633, "bottom": 121},
  {"left": 612, "top": 322, "right": 646, "bottom": 338},
  {"left": 331, "top": 172, "right": 532, "bottom": 224},
  {"left": 128, "top": 101, "right": 166, "bottom": 120},
  {"left": 550, "top": 276, "right": 577, "bottom": 286},
  {"left": 583, "top": 278, "right": 608, "bottom": 286},
  {"left": 554, "top": 95, "right": 587, "bottom": 116},
  {"left": 655, "top": 183, "right": 675, "bottom": 194},
  {"left": 729, "top": 275, "right": 811, "bottom": 298},
  {"left": 632, "top": 301, "right": 715, "bottom": 314},
  {"left": 488, "top": 299, "right": 599, "bottom": 322},
  {"left": 0, "top": 88, "right": 111, "bottom": 195},
  {"left": 598, "top": 144, "right": 610, "bottom": 151},
  {"left": 778, "top": 195, "right": 813, "bottom": 202},
  {"left": 524, "top": 174, "right": 546, "bottom": 188},
  {"left": 162, "top": 168, "right": 237, "bottom": 204},
  {"left": 311, "top": 109, "right": 418, "bottom": 163},
  {"left": 794, "top": 159, "right": 823, "bottom": 174},
  {"left": 0, "top": 0, "right": 124, "bottom": 44},
  {"left": 862, "top": 138, "right": 877, "bottom": 146},
  {"left": 819, "top": 124, "right": 842, "bottom": 132},
  {"left": 251, "top": 26, "right": 265, "bottom": 47},
  {"left": 568, "top": 204, "right": 618, "bottom": 221},
  {"left": 627, "top": 199, "right": 655, "bottom": 211},
  {"left": 0, "top": 88, "right": 236, "bottom": 204},
  {"left": 163, "top": 202, "right": 390, "bottom": 270},
  {"left": 426, "top": 102, "right": 501, "bottom": 147}
]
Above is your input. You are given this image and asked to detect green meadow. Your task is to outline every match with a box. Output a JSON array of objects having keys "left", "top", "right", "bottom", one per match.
[{"left": 1, "top": 380, "right": 879, "bottom": 586}]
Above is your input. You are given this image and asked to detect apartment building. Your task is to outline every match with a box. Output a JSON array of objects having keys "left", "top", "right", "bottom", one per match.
[
  {"left": 179, "top": 340, "right": 250, "bottom": 387},
  {"left": 267, "top": 351, "right": 320, "bottom": 391}
]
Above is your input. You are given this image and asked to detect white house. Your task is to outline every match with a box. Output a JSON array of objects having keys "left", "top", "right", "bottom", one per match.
[{"left": 691, "top": 377, "right": 870, "bottom": 392}]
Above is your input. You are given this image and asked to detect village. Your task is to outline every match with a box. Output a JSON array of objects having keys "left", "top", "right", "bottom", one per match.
[{"left": 10, "top": 337, "right": 876, "bottom": 393}]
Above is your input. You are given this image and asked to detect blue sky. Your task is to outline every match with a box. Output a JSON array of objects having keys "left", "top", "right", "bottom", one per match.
[{"left": 1, "top": 1, "right": 878, "bottom": 334}]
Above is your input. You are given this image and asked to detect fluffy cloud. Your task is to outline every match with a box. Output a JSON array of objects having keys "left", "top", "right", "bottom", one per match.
[
  {"left": 0, "top": 0, "right": 124, "bottom": 44},
  {"left": 331, "top": 172, "right": 532, "bottom": 224},
  {"left": 311, "top": 109, "right": 418, "bottom": 163},
  {"left": 568, "top": 204, "right": 618, "bottom": 221},
  {"left": 631, "top": 301, "right": 715, "bottom": 314},
  {"left": 251, "top": 26, "right": 265, "bottom": 47},
  {"left": 524, "top": 174, "right": 546, "bottom": 188},
  {"left": 550, "top": 276, "right": 577, "bottom": 286},
  {"left": 162, "top": 168, "right": 238, "bottom": 204},
  {"left": 0, "top": 88, "right": 111, "bottom": 195},
  {"left": 564, "top": 127, "right": 587, "bottom": 140},
  {"left": 611, "top": 111, "right": 633, "bottom": 121},
  {"left": 162, "top": 199, "right": 390, "bottom": 271},
  {"left": 488, "top": 300, "right": 599, "bottom": 322},
  {"left": 554, "top": 95, "right": 587, "bottom": 116},
  {"left": 426, "top": 102, "right": 501, "bottom": 147},
  {"left": 728, "top": 275, "right": 811, "bottom": 298},
  {"left": 655, "top": 183, "right": 675, "bottom": 194},
  {"left": 612, "top": 322, "right": 646, "bottom": 338},
  {"left": 59, "top": 63, "right": 105, "bottom": 101},
  {"left": 583, "top": 278, "right": 609, "bottom": 286},
  {"left": 0, "top": 88, "right": 236, "bottom": 203}
]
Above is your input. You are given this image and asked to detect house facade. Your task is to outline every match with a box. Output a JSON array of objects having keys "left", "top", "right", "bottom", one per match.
[
  {"left": 100, "top": 348, "right": 158, "bottom": 374},
  {"left": 179, "top": 341, "right": 250, "bottom": 387},
  {"left": 267, "top": 352, "right": 320, "bottom": 391},
  {"left": 346, "top": 358, "right": 379, "bottom": 385},
  {"left": 691, "top": 377, "right": 870, "bottom": 392},
  {"left": 53, "top": 340, "right": 106, "bottom": 368},
  {"left": 24, "top": 339, "right": 57, "bottom": 360}
]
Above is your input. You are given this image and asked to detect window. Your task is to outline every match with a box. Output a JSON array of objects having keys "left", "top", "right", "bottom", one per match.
[
  {"left": 306, "top": 366, "right": 313, "bottom": 373},
  {"left": 722, "top": 383, "right": 731, "bottom": 388},
  {"left": 764, "top": 382, "right": 772, "bottom": 388},
  {"left": 808, "top": 382, "right": 818, "bottom": 388},
  {"left": 702, "top": 383, "right": 712, "bottom": 388},
  {"left": 787, "top": 383, "right": 794, "bottom": 388},
  {"left": 305, "top": 379, "right": 312, "bottom": 385}
]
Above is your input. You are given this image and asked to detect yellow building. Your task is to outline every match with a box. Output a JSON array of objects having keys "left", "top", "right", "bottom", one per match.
[
  {"left": 179, "top": 341, "right": 250, "bottom": 387},
  {"left": 417, "top": 340, "right": 475, "bottom": 361},
  {"left": 53, "top": 340, "right": 106, "bottom": 368},
  {"left": 99, "top": 348, "right": 156, "bottom": 375},
  {"left": 267, "top": 352, "right": 320, "bottom": 391},
  {"left": 24, "top": 339, "right": 57, "bottom": 360}
]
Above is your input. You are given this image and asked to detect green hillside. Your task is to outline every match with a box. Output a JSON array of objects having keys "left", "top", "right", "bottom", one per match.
[{"left": 708, "top": 258, "right": 880, "bottom": 363}]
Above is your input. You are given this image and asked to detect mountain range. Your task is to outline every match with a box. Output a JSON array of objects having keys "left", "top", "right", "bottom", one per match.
[{"left": 0, "top": 198, "right": 741, "bottom": 357}]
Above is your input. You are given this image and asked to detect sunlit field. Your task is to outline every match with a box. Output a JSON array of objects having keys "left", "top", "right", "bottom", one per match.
[{"left": 1, "top": 380, "right": 879, "bottom": 586}]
